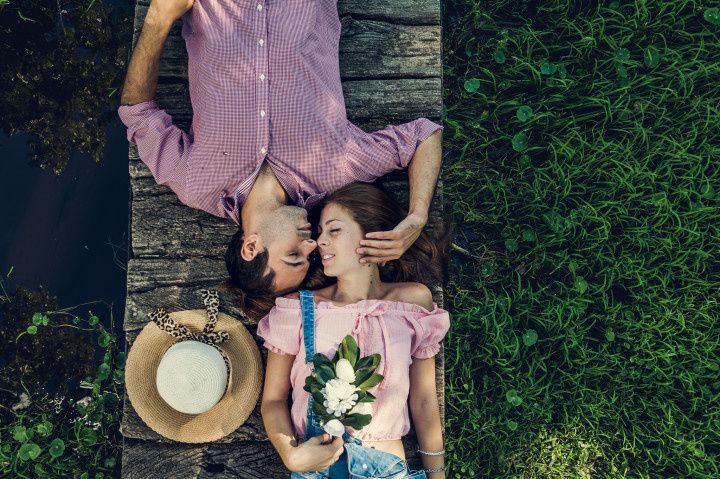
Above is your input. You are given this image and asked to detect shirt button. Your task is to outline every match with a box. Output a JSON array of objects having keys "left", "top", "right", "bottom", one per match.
[
  {"left": 260, "top": 110, "right": 266, "bottom": 117},
  {"left": 260, "top": 147, "right": 267, "bottom": 155},
  {"left": 258, "top": 38, "right": 264, "bottom": 46},
  {"left": 257, "top": 3, "right": 262, "bottom": 10},
  {"left": 260, "top": 73, "right": 266, "bottom": 81},
  {"left": 362, "top": 464, "right": 368, "bottom": 469}
]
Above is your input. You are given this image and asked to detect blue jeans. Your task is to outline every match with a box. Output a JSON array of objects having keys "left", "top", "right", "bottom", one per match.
[{"left": 292, "top": 291, "right": 426, "bottom": 479}]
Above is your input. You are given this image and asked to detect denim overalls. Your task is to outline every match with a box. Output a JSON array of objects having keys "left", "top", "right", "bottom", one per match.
[{"left": 290, "top": 290, "right": 427, "bottom": 479}]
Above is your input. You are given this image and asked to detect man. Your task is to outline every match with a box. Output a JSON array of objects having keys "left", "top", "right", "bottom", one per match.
[{"left": 119, "top": 0, "right": 443, "bottom": 297}]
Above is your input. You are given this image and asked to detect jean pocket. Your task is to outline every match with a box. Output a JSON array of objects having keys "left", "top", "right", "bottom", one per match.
[
  {"left": 291, "top": 471, "right": 326, "bottom": 479},
  {"left": 346, "top": 443, "right": 408, "bottom": 478}
]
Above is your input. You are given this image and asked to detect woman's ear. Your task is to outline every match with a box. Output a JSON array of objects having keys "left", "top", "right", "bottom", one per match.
[{"left": 240, "top": 234, "right": 261, "bottom": 261}]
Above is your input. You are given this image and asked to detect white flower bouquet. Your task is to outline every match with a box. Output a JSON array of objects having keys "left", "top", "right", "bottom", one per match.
[{"left": 303, "top": 335, "right": 383, "bottom": 437}]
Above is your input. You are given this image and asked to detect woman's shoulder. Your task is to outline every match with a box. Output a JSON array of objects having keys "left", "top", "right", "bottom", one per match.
[{"left": 383, "top": 282, "right": 434, "bottom": 311}]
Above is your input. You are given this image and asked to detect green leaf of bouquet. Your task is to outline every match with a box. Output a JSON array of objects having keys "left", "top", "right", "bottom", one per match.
[
  {"left": 313, "top": 353, "right": 334, "bottom": 372},
  {"left": 357, "top": 373, "right": 384, "bottom": 390},
  {"left": 358, "top": 391, "right": 376, "bottom": 403},
  {"left": 311, "top": 390, "right": 326, "bottom": 408},
  {"left": 316, "top": 364, "right": 335, "bottom": 383},
  {"left": 353, "top": 368, "right": 375, "bottom": 388},
  {"left": 49, "top": 438, "right": 65, "bottom": 458},
  {"left": 344, "top": 413, "right": 372, "bottom": 429},
  {"left": 354, "top": 353, "right": 380, "bottom": 372},
  {"left": 313, "top": 400, "right": 329, "bottom": 418},
  {"left": 331, "top": 348, "right": 340, "bottom": 368},
  {"left": 340, "top": 335, "right": 359, "bottom": 367}
]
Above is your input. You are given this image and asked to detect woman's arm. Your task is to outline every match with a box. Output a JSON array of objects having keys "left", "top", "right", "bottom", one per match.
[
  {"left": 409, "top": 356, "right": 446, "bottom": 479},
  {"left": 261, "top": 351, "right": 344, "bottom": 472}
]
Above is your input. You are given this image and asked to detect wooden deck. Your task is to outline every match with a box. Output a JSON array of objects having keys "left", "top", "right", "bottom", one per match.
[{"left": 121, "top": 0, "right": 444, "bottom": 477}]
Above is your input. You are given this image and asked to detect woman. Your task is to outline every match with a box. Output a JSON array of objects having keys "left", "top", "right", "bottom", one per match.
[{"left": 258, "top": 183, "right": 449, "bottom": 478}]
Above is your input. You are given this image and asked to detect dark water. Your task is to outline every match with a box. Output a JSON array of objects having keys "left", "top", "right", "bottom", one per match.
[{"left": 0, "top": 120, "right": 130, "bottom": 329}]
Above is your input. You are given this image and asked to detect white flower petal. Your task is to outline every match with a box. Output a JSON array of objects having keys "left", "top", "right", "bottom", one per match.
[
  {"left": 323, "top": 419, "right": 345, "bottom": 437},
  {"left": 335, "top": 359, "right": 357, "bottom": 383}
]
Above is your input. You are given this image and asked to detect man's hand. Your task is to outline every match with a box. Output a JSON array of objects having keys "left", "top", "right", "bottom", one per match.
[
  {"left": 147, "top": 0, "right": 195, "bottom": 26},
  {"left": 357, "top": 212, "right": 428, "bottom": 264}
]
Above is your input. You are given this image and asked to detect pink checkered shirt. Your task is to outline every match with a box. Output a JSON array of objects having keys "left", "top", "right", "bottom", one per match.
[{"left": 119, "top": 0, "right": 442, "bottom": 224}]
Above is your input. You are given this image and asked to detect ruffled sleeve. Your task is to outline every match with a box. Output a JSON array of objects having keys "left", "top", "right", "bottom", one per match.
[
  {"left": 256, "top": 299, "right": 302, "bottom": 356},
  {"left": 409, "top": 306, "right": 450, "bottom": 359}
]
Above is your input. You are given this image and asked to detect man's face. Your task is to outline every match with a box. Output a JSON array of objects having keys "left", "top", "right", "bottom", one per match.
[{"left": 258, "top": 206, "right": 317, "bottom": 293}]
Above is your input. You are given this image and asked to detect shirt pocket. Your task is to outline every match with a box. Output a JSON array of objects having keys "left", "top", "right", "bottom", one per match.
[{"left": 270, "top": 0, "right": 319, "bottom": 47}]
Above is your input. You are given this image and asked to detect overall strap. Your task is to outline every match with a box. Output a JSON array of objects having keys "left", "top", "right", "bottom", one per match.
[
  {"left": 299, "top": 290, "right": 316, "bottom": 364},
  {"left": 299, "top": 290, "right": 321, "bottom": 441}
]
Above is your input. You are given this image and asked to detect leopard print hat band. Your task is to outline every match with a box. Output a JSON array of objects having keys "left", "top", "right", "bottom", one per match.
[{"left": 148, "top": 289, "right": 230, "bottom": 345}]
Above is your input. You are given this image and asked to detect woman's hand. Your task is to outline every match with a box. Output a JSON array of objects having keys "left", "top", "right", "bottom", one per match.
[{"left": 284, "top": 433, "right": 345, "bottom": 472}]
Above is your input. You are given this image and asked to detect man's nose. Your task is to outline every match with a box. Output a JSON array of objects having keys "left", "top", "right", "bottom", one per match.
[{"left": 301, "top": 239, "right": 317, "bottom": 255}]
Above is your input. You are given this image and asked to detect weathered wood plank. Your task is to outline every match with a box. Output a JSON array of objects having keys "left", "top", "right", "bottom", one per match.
[
  {"left": 339, "top": 18, "right": 440, "bottom": 79},
  {"left": 338, "top": 0, "right": 441, "bottom": 25},
  {"left": 122, "top": 438, "right": 288, "bottom": 479}
]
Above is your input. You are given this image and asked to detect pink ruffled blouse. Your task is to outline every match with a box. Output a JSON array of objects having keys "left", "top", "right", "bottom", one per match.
[{"left": 257, "top": 297, "right": 450, "bottom": 441}]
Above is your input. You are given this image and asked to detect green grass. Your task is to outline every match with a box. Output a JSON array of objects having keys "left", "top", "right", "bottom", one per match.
[{"left": 441, "top": 1, "right": 720, "bottom": 477}]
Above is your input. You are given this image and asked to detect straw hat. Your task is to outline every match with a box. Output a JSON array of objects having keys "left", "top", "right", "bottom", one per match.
[{"left": 125, "top": 290, "right": 262, "bottom": 443}]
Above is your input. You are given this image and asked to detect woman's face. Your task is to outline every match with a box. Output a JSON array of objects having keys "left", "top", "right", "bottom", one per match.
[{"left": 316, "top": 203, "right": 364, "bottom": 277}]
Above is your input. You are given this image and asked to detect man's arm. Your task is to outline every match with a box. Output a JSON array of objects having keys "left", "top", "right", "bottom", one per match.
[
  {"left": 121, "top": 0, "right": 193, "bottom": 105},
  {"left": 357, "top": 129, "right": 443, "bottom": 264}
]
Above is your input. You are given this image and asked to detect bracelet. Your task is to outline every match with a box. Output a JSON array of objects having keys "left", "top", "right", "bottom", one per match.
[
  {"left": 417, "top": 448, "right": 445, "bottom": 456},
  {"left": 424, "top": 466, "right": 446, "bottom": 473}
]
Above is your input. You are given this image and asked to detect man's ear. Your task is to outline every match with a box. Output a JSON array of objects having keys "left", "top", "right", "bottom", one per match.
[{"left": 240, "top": 234, "right": 262, "bottom": 261}]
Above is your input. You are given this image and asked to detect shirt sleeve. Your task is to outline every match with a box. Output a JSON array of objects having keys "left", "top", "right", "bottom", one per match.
[
  {"left": 256, "top": 304, "right": 302, "bottom": 356},
  {"left": 409, "top": 306, "right": 450, "bottom": 359},
  {"left": 118, "top": 101, "right": 194, "bottom": 206},
  {"left": 344, "top": 118, "right": 443, "bottom": 182}
]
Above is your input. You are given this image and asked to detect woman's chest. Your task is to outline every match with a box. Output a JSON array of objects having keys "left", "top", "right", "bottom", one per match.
[{"left": 306, "top": 314, "right": 414, "bottom": 374}]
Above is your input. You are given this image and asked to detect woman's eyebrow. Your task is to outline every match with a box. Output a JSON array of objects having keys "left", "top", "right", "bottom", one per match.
[{"left": 324, "top": 218, "right": 340, "bottom": 225}]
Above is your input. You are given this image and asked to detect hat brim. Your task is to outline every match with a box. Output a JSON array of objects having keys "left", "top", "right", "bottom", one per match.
[{"left": 125, "top": 310, "right": 263, "bottom": 443}]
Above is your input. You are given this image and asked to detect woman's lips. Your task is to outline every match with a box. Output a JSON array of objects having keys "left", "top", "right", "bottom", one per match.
[{"left": 321, "top": 254, "right": 335, "bottom": 263}]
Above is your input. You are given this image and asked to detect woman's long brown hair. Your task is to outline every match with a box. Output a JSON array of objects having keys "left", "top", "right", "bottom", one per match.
[{"left": 313, "top": 182, "right": 450, "bottom": 287}]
